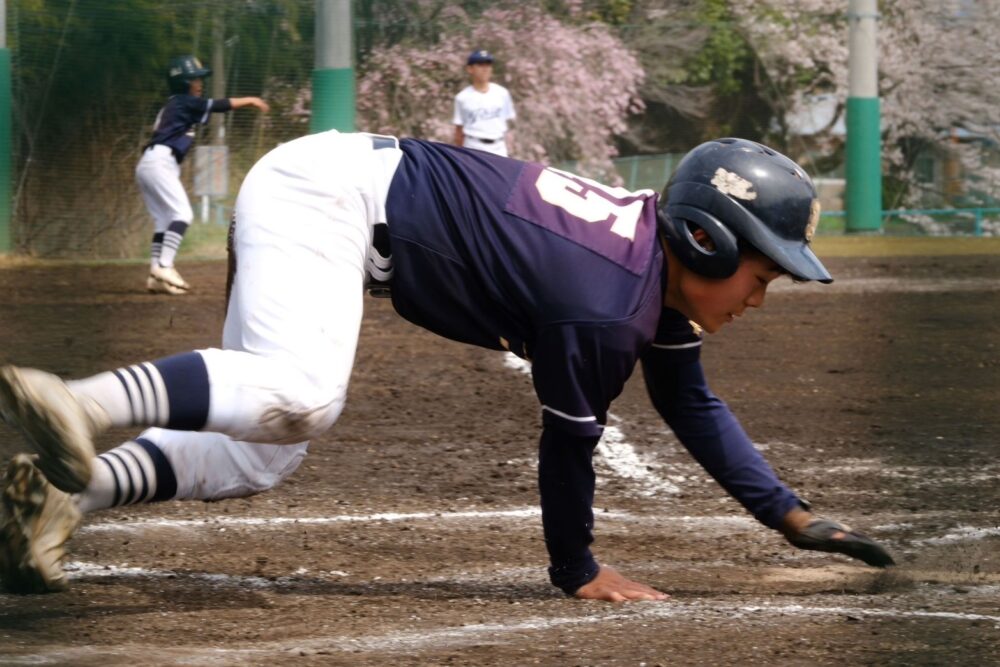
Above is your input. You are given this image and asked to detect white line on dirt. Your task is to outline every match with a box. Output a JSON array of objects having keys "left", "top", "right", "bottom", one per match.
[
  {"left": 81, "top": 507, "right": 544, "bottom": 532},
  {"left": 597, "top": 419, "right": 680, "bottom": 496},
  {"left": 63, "top": 561, "right": 282, "bottom": 587},
  {"left": 81, "top": 510, "right": 761, "bottom": 533},
  {"left": 329, "top": 603, "right": 1000, "bottom": 653},
  {"left": 8, "top": 599, "right": 997, "bottom": 665},
  {"left": 911, "top": 525, "right": 1000, "bottom": 546}
]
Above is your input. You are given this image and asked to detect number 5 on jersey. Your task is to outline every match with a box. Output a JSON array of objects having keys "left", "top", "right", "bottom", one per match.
[{"left": 534, "top": 168, "right": 655, "bottom": 242}]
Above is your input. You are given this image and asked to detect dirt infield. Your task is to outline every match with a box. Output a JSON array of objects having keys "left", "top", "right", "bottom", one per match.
[{"left": 1, "top": 256, "right": 999, "bottom": 666}]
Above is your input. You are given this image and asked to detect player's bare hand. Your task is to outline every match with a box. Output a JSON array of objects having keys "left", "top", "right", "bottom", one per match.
[
  {"left": 574, "top": 565, "right": 669, "bottom": 602},
  {"left": 254, "top": 98, "right": 271, "bottom": 113}
]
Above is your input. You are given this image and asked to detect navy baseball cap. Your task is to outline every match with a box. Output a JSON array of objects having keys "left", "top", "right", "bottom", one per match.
[{"left": 467, "top": 50, "right": 495, "bottom": 65}]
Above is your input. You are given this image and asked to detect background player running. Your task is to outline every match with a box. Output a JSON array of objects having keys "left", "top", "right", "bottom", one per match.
[
  {"left": 1, "top": 134, "right": 893, "bottom": 598},
  {"left": 137, "top": 54, "right": 269, "bottom": 295}
]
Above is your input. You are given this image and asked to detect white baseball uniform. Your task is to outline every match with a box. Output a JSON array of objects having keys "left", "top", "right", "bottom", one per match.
[
  {"left": 453, "top": 83, "right": 516, "bottom": 157},
  {"left": 134, "top": 130, "right": 403, "bottom": 499}
]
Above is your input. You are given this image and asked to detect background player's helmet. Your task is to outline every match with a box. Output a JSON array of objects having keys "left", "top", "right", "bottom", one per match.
[
  {"left": 166, "top": 55, "right": 212, "bottom": 94},
  {"left": 657, "top": 138, "right": 832, "bottom": 283}
]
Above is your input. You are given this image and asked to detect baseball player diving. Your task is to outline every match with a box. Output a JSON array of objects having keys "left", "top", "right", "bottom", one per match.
[
  {"left": 0, "top": 133, "right": 894, "bottom": 599},
  {"left": 137, "top": 55, "right": 269, "bottom": 295}
]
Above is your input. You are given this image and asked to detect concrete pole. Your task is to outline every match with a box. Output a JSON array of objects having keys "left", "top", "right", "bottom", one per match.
[
  {"left": 846, "top": 0, "right": 882, "bottom": 232},
  {"left": 311, "top": 0, "right": 355, "bottom": 133},
  {"left": 0, "top": 0, "right": 12, "bottom": 251},
  {"left": 202, "top": 11, "right": 226, "bottom": 224},
  {"left": 211, "top": 12, "right": 225, "bottom": 145}
]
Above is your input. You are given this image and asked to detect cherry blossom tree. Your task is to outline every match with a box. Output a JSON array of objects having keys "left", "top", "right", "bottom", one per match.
[
  {"left": 729, "top": 0, "right": 1000, "bottom": 207},
  {"left": 355, "top": 3, "right": 644, "bottom": 178}
]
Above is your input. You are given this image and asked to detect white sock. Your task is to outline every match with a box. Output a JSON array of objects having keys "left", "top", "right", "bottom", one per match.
[
  {"left": 75, "top": 438, "right": 176, "bottom": 512},
  {"left": 67, "top": 363, "right": 170, "bottom": 429},
  {"left": 159, "top": 221, "right": 189, "bottom": 268}
]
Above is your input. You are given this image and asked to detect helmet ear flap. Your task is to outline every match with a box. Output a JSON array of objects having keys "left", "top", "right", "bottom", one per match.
[{"left": 658, "top": 204, "right": 740, "bottom": 279}]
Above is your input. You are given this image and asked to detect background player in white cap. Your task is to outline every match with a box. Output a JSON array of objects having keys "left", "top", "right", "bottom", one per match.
[
  {"left": 136, "top": 54, "right": 269, "bottom": 295},
  {"left": 452, "top": 50, "right": 516, "bottom": 157}
]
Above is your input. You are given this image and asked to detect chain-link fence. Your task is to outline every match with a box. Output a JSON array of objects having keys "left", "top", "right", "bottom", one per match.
[
  {"left": 10, "top": 1, "right": 997, "bottom": 260},
  {"left": 8, "top": 0, "right": 316, "bottom": 258}
]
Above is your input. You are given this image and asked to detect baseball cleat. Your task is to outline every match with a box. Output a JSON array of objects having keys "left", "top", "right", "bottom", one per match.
[
  {"left": 149, "top": 264, "right": 191, "bottom": 292},
  {"left": 0, "top": 454, "right": 82, "bottom": 593},
  {"left": 146, "top": 275, "right": 189, "bottom": 295},
  {"left": 0, "top": 366, "right": 107, "bottom": 493}
]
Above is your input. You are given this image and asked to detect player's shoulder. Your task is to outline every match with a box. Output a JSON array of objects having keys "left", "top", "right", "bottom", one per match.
[
  {"left": 174, "top": 93, "right": 208, "bottom": 108},
  {"left": 454, "top": 85, "right": 476, "bottom": 100}
]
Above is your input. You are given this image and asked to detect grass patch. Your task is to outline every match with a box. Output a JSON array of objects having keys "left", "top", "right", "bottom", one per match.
[
  {"left": 813, "top": 236, "right": 1000, "bottom": 257},
  {"left": 177, "top": 221, "right": 229, "bottom": 260}
]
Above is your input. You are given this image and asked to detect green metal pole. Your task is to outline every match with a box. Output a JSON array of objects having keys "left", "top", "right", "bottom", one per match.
[
  {"left": 311, "top": 0, "right": 355, "bottom": 133},
  {"left": 0, "top": 0, "right": 12, "bottom": 253},
  {"left": 845, "top": 0, "right": 882, "bottom": 233}
]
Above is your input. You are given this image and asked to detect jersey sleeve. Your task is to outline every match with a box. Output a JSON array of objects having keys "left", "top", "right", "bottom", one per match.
[
  {"left": 452, "top": 93, "right": 464, "bottom": 126},
  {"left": 530, "top": 321, "right": 645, "bottom": 438},
  {"left": 208, "top": 98, "right": 233, "bottom": 113},
  {"left": 504, "top": 88, "right": 516, "bottom": 121},
  {"left": 180, "top": 95, "right": 213, "bottom": 125},
  {"left": 641, "top": 311, "right": 803, "bottom": 529}
]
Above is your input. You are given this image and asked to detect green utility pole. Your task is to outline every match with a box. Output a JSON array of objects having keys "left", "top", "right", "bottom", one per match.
[
  {"left": 311, "top": 0, "right": 355, "bottom": 133},
  {"left": 846, "top": 0, "right": 882, "bottom": 232},
  {"left": 0, "top": 0, "right": 12, "bottom": 252}
]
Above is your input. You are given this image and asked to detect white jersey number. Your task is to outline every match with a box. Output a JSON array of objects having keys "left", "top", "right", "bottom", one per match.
[{"left": 534, "top": 167, "right": 654, "bottom": 242}]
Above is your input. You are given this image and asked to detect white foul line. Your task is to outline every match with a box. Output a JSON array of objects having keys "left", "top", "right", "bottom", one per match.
[
  {"left": 80, "top": 510, "right": 759, "bottom": 533},
  {"left": 81, "top": 507, "right": 544, "bottom": 532},
  {"left": 8, "top": 598, "right": 998, "bottom": 664},
  {"left": 332, "top": 602, "right": 1000, "bottom": 653}
]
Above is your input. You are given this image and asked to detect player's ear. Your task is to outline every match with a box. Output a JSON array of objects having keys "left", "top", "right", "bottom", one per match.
[{"left": 690, "top": 227, "right": 717, "bottom": 253}]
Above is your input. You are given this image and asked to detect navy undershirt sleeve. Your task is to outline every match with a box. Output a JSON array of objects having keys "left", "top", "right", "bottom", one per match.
[
  {"left": 210, "top": 98, "right": 233, "bottom": 113},
  {"left": 641, "top": 349, "right": 801, "bottom": 529},
  {"left": 538, "top": 427, "right": 601, "bottom": 595}
]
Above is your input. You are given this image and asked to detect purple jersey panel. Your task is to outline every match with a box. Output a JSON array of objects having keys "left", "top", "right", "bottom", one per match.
[{"left": 505, "top": 162, "right": 659, "bottom": 277}]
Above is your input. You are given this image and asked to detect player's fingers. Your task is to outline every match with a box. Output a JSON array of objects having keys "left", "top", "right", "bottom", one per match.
[{"left": 623, "top": 586, "right": 670, "bottom": 601}]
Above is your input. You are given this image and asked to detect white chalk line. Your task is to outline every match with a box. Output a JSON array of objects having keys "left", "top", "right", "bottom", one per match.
[
  {"left": 81, "top": 510, "right": 759, "bottom": 533},
  {"left": 331, "top": 602, "right": 1000, "bottom": 654},
  {"left": 62, "top": 561, "right": 328, "bottom": 588},
  {"left": 912, "top": 525, "right": 1000, "bottom": 546},
  {"left": 803, "top": 459, "right": 1000, "bottom": 487},
  {"left": 6, "top": 598, "right": 999, "bottom": 665},
  {"left": 81, "top": 507, "right": 543, "bottom": 532},
  {"left": 81, "top": 505, "right": 1000, "bottom": 550}
]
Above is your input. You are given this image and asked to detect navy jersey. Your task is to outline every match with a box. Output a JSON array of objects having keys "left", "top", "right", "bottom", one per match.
[
  {"left": 385, "top": 140, "right": 668, "bottom": 437},
  {"left": 146, "top": 95, "right": 232, "bottom": 162}
]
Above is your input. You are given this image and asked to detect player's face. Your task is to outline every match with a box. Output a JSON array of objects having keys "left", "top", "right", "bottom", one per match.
[
  {"left": 672, "top": 249, "right": 785, "bottom": 334},
  {"left": 189, "top": 78, "right": 204, "bottom": 96},
  {"left": 466, "top": 63, "right": 493, "bottom": 85}
]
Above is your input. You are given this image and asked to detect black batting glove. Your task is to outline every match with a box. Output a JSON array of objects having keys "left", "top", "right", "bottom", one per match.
[{"left": 786, "top": 518, "right": 896, "bottom": 567}]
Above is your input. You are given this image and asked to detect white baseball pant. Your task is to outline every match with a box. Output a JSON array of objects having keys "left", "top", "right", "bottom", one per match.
[
  {"left": 463, "top": 135, "right": 509, "bottom": 157},
  {"left": 140, "top": 131, "right": 403, "bottom": 500},
  {"left": 135, "top": 144, "right": 195, "bottom": 229}
]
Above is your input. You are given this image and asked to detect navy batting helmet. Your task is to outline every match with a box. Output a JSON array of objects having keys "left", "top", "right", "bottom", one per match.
[
  {"left": 657, "top": 138, "right": 832, "bottom": 283},
  {"left": 167, "top": 55, "right": 212, "bottom": 94}
]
